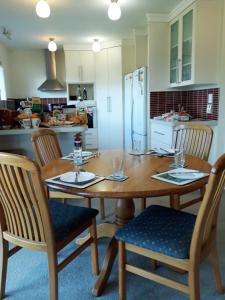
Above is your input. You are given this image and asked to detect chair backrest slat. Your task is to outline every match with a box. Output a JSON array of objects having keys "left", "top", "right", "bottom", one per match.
[
  {"left": 0, "top": 153, "right": 53, "bottom": 246},
  {"left": 190, "top": 154, "right": 225, "bottom": 259},
  {"left": 172, "top": 124, "right": 213, "bottom": 161},
  {"left": 31, "top": 129, "right": 62, "bottom": 166}
]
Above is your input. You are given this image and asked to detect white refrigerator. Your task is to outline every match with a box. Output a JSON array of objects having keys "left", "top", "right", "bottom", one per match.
[{"left": 124, "top": 67, "right": 147, "bottom": 152}]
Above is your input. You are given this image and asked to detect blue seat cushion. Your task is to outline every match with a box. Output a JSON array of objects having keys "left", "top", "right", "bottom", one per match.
[
  {"left": 49, "top": 200, "right": 98, "bottom": 242},
  {"left": 115, "top": 205, "right": 196, "bottom": 259}
]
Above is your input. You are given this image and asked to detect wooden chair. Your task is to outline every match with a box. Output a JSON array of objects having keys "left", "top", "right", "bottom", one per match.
[
  {"left": 116, "top": 153, "right": 225, "bottom": 300},
  {"left": 31, "top": 128, "right": 105, "bottom": 219},
  {"left": 170, "top": 124, "right": 213, "bottom": 209},
  {"left": 141, "top": 124, "right": 213, "bottom": 211},
  {"left": 0, "top": 152, "right": 99, "bottom": 300}
]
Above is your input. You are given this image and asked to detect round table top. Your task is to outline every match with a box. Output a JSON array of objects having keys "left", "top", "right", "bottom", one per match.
[{"left": 42, "top": 150, "right": 211, "bottom": 199}]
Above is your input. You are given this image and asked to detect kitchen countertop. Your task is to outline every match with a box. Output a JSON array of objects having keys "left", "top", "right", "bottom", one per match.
[
  {"left": 150, "top": 119, "right": 217, "bottom": 127},
  {"left": 0, "top": 125, "right": 88, "bottom": 136}
]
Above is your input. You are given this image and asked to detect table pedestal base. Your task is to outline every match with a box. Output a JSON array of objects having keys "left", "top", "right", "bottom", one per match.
[
  {"left": 76, "top": 223, "right": 117, "bottom": 245},
  {"left": 92, "top": 198, "right": 135, "bottom": 296}
]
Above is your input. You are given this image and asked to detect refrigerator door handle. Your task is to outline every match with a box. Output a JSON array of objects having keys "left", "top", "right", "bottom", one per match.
[
  {"left": 131, "top": 88, "right": 134, "bottom": 150},
  {"left": 106, "top": 96, "right": 112, "bottom": 112}
]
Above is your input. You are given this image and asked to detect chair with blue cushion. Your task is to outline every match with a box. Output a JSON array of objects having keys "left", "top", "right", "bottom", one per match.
[
  {"left": 0, "top": 152, "right": 99, "bottom": 300},
  {"left": 116, "top": 153, "right": 225, "bottom": 300},
  {"left": 31, "top": 128, "right": 105, "bottom": 220}
]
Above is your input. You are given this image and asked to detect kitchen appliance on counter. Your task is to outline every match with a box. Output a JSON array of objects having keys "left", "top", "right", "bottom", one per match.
[
  {"left": 124, "top": 67, "right": 147, "bottom": 152},
  {"left": 0, "top": 109, "right": 17, "bottom": 129}
]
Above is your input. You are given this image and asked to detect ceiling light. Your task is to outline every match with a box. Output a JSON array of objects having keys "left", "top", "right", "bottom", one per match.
[
  {"left": 92, "top": 39, "right": 101, "bottom": 52},
  {"left": 48, "top": 38, "right": 57, "bottom": 52},
  {"left": 36, "top": 0, "right": 51, "bottom": 18},
  {"left": 108, "top": 0, "right": 121, "bottom": 21}
]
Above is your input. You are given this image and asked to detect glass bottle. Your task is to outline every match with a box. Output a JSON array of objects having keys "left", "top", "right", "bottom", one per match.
[
  {"left": 76, "top": 85, "right": 82, "bottom": 100},
  {"left": 82, "top": 87, "right": 87, "bottom": 100}
]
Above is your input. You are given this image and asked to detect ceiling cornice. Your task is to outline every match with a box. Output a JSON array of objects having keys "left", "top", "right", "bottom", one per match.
[
  {"left": 146, "top": 14, "right": 169, "bottom": 23},
  {"left": 132, "top": 28, "right": 148, "bottom": 35},
  {"left": 146, "top": 0, "right": 196, "bottom": 23},
  {"left": 169, "top": 0, "right": 195, "bottom": 21},
  {"left": 63, "top": 44, "right": 92, "bottom": 51}
]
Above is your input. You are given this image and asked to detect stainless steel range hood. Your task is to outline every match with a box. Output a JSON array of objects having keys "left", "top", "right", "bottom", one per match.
[{"left": 38, "top": 50, "right": 65, "bottom": 91}]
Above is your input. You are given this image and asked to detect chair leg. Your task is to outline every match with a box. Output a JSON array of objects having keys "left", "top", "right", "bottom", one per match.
[
  {"left": 47, "top": 248, "right": 58, "bottom": 300},
  {"left": 210, "top": 245, "right": 225, "bottom": 294},
  {"left": 99, "top": 198, "right": 105, "bottom": 220},
  {"left": 140, "top": 198, "right": 146, "bottom": 211},
  {"left": 89, "top": 218, "right": 99, "bottom": 275},
  {"left": 170, "top": 194, "right": 180, "bottom": 210},
  {"left": 188, "top": 266, "right": 200, "bottom": 300},
  {"left": 86, "top": 198, "right": 91, "bottom": 208},
  {"left": 118, "top": 241, "right": 126, "bottom": 300},
  {"left": 151, "top": 259, "right": 157, "bottom": 270},
  {"left": 0, "top": 237, "right": 8, "bottom": 299}
]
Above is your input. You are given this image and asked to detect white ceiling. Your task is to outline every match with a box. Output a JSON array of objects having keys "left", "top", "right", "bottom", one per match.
[{"left": 0, "top": 0, "right": 182, "bottom": 50}]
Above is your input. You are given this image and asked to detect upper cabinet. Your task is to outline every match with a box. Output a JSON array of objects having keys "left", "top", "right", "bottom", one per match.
[
  {"left": 169, "top": 0, "right": 222, "bottom": 87},
  {"left": 64, "top": 49, "right": 95, "bottom": 83}
]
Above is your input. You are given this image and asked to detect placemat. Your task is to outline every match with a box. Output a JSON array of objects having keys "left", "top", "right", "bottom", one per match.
[
  {"left": 46, "top": 173, "right": 105, "bottom": 189},
  {"left": 151, "top": 168, "right": 209, "bottom": 186}
]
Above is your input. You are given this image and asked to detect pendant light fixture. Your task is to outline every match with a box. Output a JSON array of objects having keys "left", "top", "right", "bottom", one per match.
[
  {"left": 92, "top": 39, "right": 101, "bottom": 52},
  {"left": 48, "top": 38, "right": 57, "bottom": 52},
  {"left": 108, "top": 0, "right": 121, "bottom": 21},
  {"left": 36, "top": 0, "right": 51, "bottom": 18}
]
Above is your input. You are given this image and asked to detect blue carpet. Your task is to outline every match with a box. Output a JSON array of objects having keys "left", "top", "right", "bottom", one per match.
[
  {"left": 4, "top": 235, "right": 225, "bottom": 300},
  {"left": 3, "top": 195, "right": 225, "bottom": 300}
]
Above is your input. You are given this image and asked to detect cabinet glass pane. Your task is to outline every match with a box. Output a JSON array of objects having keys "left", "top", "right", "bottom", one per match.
[
  {"left": 182, "top": 64, "right": 191, "bottom": 82},
  {"left": 171, "top": 21, "right": 178, "bottom": 47},
  {"left": 170, "top": 21, "right": 179, "bottom": 84},
  {"left": 182, "top": 10, "right": 193, "bottom": 81},
  {"left": 183, "top": 10, "right": 193, "bottom": 41},
  {"left": 171, "top": 46, "right": 178, "bottom": 68},
  {"left": 170, "top": 69, "right": 177, "bottom": 84}
]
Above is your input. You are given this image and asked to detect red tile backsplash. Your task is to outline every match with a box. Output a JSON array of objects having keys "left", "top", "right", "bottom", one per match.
[
  {"left": 150, "top": 88, "right": 219, "bottom": 120},
  {"left": 41, "top": 97, "right": 67, "bottom": 105}
]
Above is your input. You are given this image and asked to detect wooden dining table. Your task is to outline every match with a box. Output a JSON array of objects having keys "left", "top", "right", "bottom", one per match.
[{"left": 41, "top": 150, "right": 211, "bottom": 296}]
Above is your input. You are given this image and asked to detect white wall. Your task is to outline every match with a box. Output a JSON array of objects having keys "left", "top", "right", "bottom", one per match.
[
  {"left": 215, "top": 0, "right": 225, "bottom": 160},
  {"left": 122, "top": 44, "right": 135, "bottom": 76},
  {"left": 147, "top": 21, "right": 169, "bottom": 91},
  {"left": 135, "top": 35, "right": 148, "bottom": 69},
  {"left": 0, "top": 43, "right": 11, "bottom": 98},
  {"left": 8, "top": 48, "right": 67, "bottom": 98}
]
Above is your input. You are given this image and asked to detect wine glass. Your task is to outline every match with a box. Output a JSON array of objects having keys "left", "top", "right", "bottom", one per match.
[{"left": 73, "top": 146, "right": 82, "bottom": 181}]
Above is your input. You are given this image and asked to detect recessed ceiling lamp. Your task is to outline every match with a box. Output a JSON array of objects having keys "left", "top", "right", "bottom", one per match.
[
  {"left": 48, "top": 38, "right": 57, "bottom": 52},
  {"left": 92, "top": 39, "right": 101, "bottom": 52},
  {"left": 108, "top": 0, "right": 121, "bottom": 21},
  {"left": 36, "top": 0, "right": 51, "bottom": 18}
]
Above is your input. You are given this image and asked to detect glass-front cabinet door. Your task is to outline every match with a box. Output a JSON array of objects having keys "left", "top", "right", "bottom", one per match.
[
  {"left": 182, "top": 9, "right": 193, "bottom": 82},
  {"left": 169, "top": 7, "right": 193, "bottom": 86},
  {"left": 170, "top": 20, "right": 179, "bottom": 84}
]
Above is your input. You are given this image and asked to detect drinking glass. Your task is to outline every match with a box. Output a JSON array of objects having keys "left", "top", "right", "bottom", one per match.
[
  {"left": 133, "top": 140, "right": 141, "bottom": 154},
  {"left": 112, "top": 157, "right": 125, "bottom": 178},
  {"left": 174, "top": 148, "right": 185, "bottom": 167}
]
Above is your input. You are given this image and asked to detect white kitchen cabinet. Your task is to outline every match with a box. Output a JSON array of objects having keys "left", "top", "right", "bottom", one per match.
[
  {"left": 64, "top": 50, "right": 95, "bottom": 83},
  {"left": 84, "top": 128, "right": 98, "bottom": 150},
  {"left": 169, "top": 0, "right": 221, "bottom": 87},
  {"left": 95, "top": 46, "right": 123, "bottom": 150},
  {"left": 150, "top": 121, "right": 173, "bottom": 149}
]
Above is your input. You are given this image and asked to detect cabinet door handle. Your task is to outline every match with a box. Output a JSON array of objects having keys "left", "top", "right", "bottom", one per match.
[
  {"left": 78, "top": 65, "right": 83, "bottom": 81},
  {"left": 107, "top": 97, "right": 112, "bottom": 112},
  {"left": 153, "top": 131, "right": 165, "bottom": 136}
]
